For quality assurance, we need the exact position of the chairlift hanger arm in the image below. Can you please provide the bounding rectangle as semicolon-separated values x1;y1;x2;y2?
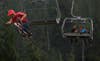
71;0;78;17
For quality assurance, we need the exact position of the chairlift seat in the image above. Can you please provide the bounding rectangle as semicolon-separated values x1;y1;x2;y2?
63;33;91;37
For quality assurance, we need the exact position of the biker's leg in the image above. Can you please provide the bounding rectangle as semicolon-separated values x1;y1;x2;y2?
22;23;30;33
22;23;32;36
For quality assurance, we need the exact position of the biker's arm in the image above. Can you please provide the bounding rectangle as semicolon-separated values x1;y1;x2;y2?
19;12;27;21
6;18;13;24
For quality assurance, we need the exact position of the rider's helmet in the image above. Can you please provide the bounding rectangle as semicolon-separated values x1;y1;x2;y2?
7;9;15;16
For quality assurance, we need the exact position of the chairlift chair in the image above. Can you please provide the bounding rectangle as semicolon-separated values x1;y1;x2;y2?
61;17;93;40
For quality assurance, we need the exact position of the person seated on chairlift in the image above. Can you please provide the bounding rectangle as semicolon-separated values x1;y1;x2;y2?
72;25;78;33
79;25;87;33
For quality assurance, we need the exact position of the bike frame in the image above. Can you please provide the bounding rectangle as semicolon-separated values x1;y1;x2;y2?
14;22;27;34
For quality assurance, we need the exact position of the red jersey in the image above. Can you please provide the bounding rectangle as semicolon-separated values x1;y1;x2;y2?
12;12;28;23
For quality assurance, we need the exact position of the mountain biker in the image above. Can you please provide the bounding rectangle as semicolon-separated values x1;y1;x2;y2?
6;9;32;37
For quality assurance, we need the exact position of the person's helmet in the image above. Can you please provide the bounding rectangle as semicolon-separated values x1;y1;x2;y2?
7;9;15;16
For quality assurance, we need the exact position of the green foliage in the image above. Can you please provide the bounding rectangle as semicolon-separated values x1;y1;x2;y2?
67;53;75;61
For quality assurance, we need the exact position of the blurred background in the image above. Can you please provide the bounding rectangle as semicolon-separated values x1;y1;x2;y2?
0;0;100;61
